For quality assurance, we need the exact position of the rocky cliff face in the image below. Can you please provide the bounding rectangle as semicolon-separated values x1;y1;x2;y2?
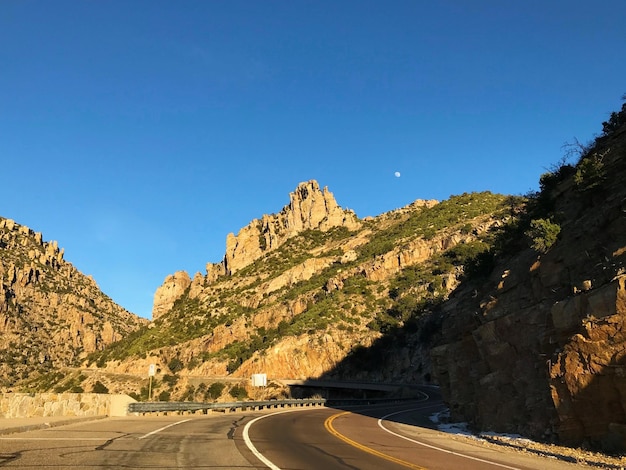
431;121;626;449
152;271;191;320
0;218;147;388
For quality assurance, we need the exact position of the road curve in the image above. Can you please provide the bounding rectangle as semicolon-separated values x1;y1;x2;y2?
241;389;583;470
0;389;585;469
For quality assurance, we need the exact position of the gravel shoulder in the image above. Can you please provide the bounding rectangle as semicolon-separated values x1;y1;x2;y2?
444;427;626;469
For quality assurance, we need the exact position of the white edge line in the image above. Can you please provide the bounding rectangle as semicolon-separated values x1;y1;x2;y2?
1;418;194;441
0;437;105;441
377;408;522;470
243;407;323;470
138;418;193;440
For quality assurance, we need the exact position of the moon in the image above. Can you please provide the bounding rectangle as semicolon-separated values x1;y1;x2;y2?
394;171;401;178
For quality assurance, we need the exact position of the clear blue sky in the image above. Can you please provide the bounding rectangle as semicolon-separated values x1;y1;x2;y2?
1;1;624;319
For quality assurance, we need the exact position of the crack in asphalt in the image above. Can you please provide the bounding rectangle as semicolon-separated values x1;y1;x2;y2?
228;415;249;440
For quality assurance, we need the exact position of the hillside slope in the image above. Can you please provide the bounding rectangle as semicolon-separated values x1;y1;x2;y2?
0;218;147;389
431;102;626;450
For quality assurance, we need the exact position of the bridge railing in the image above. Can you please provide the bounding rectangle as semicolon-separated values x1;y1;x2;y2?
128;398;326;415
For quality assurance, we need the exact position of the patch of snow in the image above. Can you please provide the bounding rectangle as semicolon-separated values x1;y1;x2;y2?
479;431;532;444
438;422;475;437
429;409;475;437
430;409;530;443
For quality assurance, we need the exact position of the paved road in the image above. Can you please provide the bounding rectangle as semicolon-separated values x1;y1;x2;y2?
0;394;585;469
243;402;584;470
0;414;262;469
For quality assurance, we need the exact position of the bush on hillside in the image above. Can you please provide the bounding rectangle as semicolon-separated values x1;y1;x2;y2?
601;95;626;136
526;218;561;253
207;382;226;399
92;381;109;394
574;151;607;192
168;357;184;373
229;385;248;400
162;374;178;386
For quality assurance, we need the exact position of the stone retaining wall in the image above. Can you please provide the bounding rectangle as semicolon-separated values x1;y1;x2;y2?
0;393;135;418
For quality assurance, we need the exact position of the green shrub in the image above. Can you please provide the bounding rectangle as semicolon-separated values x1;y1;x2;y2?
162;374;178;386
367;312;399;333
168;357;184;373
574;152;606;191
444;241;490;266
207;382;226;399
539;165;575;193
463;249;496;279
526;218;561;253
229;385;248;400
139;385;150;401
601;97;626;136
92;381;109;394
181;385;196;401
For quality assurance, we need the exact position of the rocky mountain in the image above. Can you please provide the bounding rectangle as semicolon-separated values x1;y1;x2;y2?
87;179;512;402
0;218;147;389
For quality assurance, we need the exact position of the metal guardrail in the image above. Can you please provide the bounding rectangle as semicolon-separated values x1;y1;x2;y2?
325;397;420;406
128;398;326;414
128;396;422;415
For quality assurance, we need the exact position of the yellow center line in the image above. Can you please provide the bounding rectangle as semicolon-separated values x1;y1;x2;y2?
324;411;427;470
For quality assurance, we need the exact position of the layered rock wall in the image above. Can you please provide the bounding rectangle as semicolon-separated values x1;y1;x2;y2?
431;124;626;448
549;275;626;446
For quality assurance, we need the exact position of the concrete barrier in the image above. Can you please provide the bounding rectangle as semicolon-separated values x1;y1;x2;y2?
0;393;137;418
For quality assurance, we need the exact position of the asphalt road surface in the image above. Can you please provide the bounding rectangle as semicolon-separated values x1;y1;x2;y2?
0;393;585;469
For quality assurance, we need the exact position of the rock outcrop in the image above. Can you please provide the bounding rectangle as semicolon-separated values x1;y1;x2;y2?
152;271;192;320
222;180;359;275
549;275;626;446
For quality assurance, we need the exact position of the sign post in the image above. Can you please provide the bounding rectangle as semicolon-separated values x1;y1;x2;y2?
148;364;156;401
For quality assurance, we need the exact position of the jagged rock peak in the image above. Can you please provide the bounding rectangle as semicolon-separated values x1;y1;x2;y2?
223;180;359;274
285;180;347;231
152;271;192;320
152;181;360;319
